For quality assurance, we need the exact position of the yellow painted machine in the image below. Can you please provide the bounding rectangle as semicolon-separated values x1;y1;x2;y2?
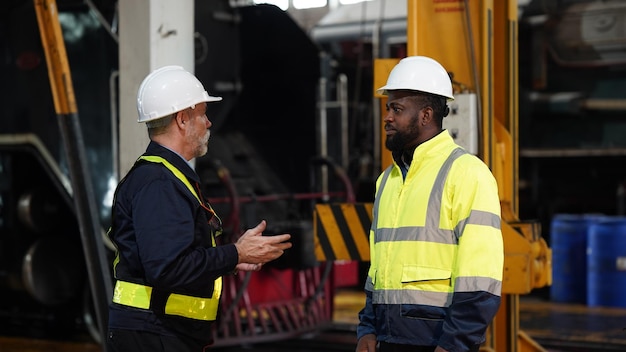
315;1;552;351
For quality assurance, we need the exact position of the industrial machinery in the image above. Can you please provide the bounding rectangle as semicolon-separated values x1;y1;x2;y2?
311;0;626;243
0;0;340;347
1;0;625;351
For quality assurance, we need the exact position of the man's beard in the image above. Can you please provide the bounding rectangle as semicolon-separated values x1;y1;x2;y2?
190;129;210;158
385;133;406;153
385;125;419;153
197;130;210;156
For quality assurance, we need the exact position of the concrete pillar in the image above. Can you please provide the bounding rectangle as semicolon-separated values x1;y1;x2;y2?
118;0;195;177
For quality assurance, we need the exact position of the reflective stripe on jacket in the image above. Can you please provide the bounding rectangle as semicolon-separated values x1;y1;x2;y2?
357;131;504;350
112;279;221;321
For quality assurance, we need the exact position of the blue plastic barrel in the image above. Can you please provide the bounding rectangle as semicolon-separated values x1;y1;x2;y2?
587;216;626;308
550;214;602;304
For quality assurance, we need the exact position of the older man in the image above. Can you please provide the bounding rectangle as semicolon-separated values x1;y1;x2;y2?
107;66;292;352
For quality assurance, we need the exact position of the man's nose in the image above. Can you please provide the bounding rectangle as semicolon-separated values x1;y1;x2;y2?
383;111;393;122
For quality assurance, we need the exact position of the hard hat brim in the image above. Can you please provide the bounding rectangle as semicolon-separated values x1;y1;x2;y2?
206;96;223;102
376;86;455;101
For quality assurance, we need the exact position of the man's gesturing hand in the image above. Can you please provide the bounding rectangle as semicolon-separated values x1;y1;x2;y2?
234;220;292;269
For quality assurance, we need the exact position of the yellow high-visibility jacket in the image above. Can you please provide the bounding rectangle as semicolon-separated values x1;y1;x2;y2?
357;131;504;351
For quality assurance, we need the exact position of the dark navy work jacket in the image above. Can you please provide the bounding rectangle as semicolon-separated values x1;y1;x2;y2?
107;141;238;340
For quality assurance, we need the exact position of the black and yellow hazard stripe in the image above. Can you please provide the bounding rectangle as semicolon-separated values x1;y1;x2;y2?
313;203;373;261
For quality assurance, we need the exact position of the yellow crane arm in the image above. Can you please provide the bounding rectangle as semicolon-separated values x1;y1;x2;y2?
34;0;77;115
34;1;112;348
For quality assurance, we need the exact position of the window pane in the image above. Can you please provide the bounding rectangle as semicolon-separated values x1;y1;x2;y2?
339;0;373;4
293;0;327;9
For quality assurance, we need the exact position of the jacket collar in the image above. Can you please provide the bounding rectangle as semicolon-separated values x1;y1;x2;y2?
143;141;201;184
392;130;453;167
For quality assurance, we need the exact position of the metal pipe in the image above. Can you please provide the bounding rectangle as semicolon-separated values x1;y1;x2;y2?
309;156;356;204
371;8;382;176
56;114;112;346
109;70;119;181
84;0;118;43
464;0;484;160
338;74;349;170
317;76;329;200
206;191;348;205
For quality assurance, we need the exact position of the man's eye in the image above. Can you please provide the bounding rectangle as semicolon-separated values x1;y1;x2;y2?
385;105;401;113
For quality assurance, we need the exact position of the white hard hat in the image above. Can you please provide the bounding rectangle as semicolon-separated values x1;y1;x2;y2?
377;56;454;100
136;65;222;123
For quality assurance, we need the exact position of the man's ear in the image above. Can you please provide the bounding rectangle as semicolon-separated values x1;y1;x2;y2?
421;106;433;126
174;110;186;128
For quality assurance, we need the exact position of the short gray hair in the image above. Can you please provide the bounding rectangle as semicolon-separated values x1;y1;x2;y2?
147;113;175;136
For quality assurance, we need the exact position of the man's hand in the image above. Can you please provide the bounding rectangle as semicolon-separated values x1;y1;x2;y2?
234;220;292;268
235;263;262;272
355;334;376;352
